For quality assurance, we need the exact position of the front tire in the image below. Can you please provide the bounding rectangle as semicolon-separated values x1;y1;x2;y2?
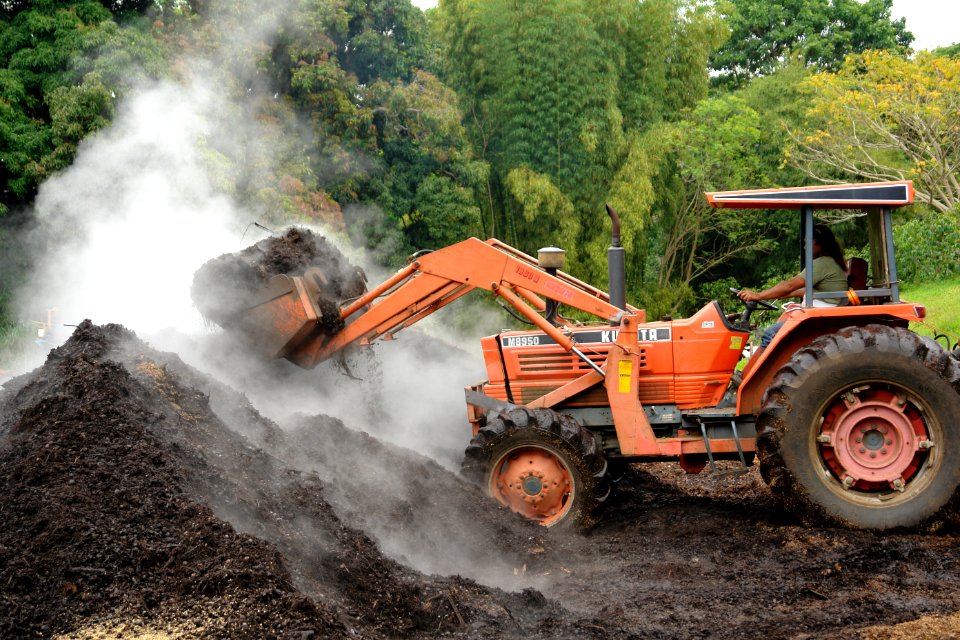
757;325;960;530
462;408;609;529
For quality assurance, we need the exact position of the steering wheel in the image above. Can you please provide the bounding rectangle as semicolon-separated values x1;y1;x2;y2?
729;287;778;311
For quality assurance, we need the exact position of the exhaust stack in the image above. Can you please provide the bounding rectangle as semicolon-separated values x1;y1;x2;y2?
605;204;626;315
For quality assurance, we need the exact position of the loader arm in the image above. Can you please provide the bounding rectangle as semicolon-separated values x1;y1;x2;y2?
244;237;641;369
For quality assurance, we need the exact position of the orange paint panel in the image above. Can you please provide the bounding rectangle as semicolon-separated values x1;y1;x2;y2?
655;438;758;456
669;304;747;380
479;384;510;403
634;376;674;405
673;375;731;409
480;335;504;385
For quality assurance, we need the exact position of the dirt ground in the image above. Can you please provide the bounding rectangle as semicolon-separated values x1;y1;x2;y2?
3;321;960;639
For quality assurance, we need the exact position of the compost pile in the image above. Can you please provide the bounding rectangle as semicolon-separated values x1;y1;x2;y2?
5;324;960;638
6;248;960;640
190;227;367;336
0;321;613;639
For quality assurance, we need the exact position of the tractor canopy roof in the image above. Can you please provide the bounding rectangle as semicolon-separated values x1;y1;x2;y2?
705;181;913;210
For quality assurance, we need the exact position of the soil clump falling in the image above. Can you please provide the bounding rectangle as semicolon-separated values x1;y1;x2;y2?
190;227;367;338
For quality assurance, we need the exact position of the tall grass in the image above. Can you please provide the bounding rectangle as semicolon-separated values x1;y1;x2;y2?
0;287;34;372
902;277;960;351
0;320;31;373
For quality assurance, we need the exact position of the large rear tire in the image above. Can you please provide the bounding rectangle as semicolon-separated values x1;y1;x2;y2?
757;325;960;530
462;407;609;529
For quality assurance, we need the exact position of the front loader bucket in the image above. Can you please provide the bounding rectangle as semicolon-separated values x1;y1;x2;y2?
234;274;324;360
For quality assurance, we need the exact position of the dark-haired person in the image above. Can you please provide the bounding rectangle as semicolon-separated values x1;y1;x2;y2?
738;224;847;350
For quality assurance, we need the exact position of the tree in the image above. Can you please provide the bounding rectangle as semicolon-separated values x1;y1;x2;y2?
365;70;486;251
584;0;726;129
934;43;960;58
435;0;726;281
435;0;625;266
334;0;429;85
789;50;960;213
656;96;776;291
504;166;580;262
0;1;164;215
710;0;912;87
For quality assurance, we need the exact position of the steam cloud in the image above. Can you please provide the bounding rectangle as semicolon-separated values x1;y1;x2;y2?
6;5;529;592
18;81;240;342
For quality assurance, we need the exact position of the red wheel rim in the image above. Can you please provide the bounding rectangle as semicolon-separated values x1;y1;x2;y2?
488;446;574;526
819;385;931;492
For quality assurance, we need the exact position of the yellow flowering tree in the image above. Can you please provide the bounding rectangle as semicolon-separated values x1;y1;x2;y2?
789;50;960;213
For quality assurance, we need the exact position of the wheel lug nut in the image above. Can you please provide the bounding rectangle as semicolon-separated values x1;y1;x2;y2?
856;437;862;443
881;449;887;455
870;452;877;458
859;447;866;453
886;439;893;445
882;427;889;434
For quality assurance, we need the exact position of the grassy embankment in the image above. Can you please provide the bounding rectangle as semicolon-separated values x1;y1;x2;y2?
902;277;960;351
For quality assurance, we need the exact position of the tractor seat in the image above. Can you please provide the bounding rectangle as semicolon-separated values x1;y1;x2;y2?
847;257;868;291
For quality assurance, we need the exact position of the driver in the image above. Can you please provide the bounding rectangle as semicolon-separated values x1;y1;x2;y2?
738;224;847;349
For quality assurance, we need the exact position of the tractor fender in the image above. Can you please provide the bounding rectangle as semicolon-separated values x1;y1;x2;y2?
737;310;910;416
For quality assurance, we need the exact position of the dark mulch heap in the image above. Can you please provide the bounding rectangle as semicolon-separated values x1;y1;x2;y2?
6;317;960;639
0;321;623;639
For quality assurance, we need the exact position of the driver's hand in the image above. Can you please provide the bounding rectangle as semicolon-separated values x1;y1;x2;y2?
738;289;761;302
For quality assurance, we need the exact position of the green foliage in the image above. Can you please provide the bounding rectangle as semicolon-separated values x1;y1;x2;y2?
362;69;486;255
895;213;960;283
612;89;805;316
0;213;33;361
435;0;726;294
711;0;913;87
721;62;823;287
13;0;940;338
652;96;775;287
934;43;960;58
789;51;960;214
0;1;165;214
406;174;482;249
44;72;114;167
903;277;960;349
0;315;32;371
604;129;661;263
332;0;429;84
633;280;693;323
589;0;727;130
697;276;741;309
503;167;579;260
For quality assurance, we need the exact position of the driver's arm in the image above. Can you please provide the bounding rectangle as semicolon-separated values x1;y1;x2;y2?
739;274;805;302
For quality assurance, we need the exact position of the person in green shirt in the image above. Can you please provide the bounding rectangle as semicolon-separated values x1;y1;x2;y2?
738;224;848;347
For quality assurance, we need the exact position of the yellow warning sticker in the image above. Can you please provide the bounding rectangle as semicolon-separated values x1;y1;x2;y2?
618;360;632;393
730;335;743;350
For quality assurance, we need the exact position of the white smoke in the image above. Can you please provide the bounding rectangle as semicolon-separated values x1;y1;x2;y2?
15;72;492;467
17;80;242;351
7;7;541;594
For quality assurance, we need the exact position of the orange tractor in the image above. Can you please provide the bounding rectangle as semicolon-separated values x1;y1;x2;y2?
237;180;960;531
